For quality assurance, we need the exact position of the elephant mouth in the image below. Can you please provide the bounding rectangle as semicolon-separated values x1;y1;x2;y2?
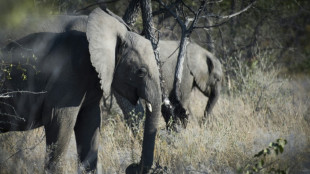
127;88;139;105
112;81;139;105
113;81;154;113
132;91;152;112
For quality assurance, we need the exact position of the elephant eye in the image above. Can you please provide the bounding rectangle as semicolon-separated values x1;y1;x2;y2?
136;67;148;77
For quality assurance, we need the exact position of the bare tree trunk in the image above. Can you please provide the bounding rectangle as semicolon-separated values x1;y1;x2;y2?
140;0;172;108
205;3;215;54
230;0;236;38
140;0;157;49
123;0;140;27
174;32;189;101
174;1;207;103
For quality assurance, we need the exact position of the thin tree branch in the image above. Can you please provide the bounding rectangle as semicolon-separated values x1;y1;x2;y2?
181;1;196;14
194;19;230;29
205;0;256;19
0;112;25;121
0;91;46;98
74;0;121;14
123;0;141;27
156;0;186;29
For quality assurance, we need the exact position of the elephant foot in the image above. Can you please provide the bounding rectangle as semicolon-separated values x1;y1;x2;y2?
200;113;211;127
162;102;189;131
173;104;189;128
126;163;150;174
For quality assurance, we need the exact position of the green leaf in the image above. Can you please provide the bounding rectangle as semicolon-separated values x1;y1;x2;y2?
254;150;264;157
22;73;27;80
253;166;258;172
258;159;264;168
275;149;279;155
279;146;284;153
266;148;271;155
278;139;287;147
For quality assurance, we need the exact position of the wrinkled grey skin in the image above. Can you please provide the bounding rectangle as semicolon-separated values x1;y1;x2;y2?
116;40;223;129
0;8;161;174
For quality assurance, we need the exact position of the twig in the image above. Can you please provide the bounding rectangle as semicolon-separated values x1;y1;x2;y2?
0;112;25;121
181;1;195;14
205;0;256;19
195;19;230;29
0;90;46;98
0;101;18;116
293;0;310;13
74;0;121;14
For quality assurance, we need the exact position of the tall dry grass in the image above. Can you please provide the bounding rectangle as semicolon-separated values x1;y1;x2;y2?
0;68;309;173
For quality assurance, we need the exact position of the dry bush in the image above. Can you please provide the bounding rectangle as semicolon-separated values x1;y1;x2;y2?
0;68;309;173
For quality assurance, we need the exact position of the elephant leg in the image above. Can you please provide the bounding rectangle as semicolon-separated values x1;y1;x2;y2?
44;107;79;173
164;90;189;130
161;104;174;128
74;101;101;172
203;83;221;123
173;103;189;128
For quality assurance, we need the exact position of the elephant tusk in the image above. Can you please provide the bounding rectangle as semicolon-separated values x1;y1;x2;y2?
146;102;153;113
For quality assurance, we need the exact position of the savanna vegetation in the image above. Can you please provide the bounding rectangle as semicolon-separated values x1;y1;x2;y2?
0;0;309;173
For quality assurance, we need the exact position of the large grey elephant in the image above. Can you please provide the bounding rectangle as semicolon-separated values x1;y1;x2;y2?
116;40;223;129
1;10;222;129
0;8;161;174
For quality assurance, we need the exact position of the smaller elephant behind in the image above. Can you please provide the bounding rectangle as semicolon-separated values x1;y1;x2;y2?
115;40;223;129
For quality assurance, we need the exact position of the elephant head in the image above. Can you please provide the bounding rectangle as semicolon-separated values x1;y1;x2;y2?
86;8;161;173
115;40;223;131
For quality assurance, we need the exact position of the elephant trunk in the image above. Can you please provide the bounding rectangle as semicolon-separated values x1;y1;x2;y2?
138;78;161;173
140;101;160;172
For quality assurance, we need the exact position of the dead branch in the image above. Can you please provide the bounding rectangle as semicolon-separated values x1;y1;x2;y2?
123;0;140;27
74;0;121;14
204;0;256;19
139;0;173;108
0;91;46;98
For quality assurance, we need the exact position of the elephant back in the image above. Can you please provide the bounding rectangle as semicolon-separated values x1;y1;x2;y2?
0;15;88;47
158;40;180;93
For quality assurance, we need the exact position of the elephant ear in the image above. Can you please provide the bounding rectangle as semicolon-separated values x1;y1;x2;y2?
187;43;216;91
86;8;127;99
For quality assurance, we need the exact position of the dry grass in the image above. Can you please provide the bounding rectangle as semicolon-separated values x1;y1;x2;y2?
0;69;309;174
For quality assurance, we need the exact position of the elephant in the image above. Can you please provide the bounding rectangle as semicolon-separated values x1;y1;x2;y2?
115;40;223;129
160;40;222;126
0;8;161;174
1;11;222;129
